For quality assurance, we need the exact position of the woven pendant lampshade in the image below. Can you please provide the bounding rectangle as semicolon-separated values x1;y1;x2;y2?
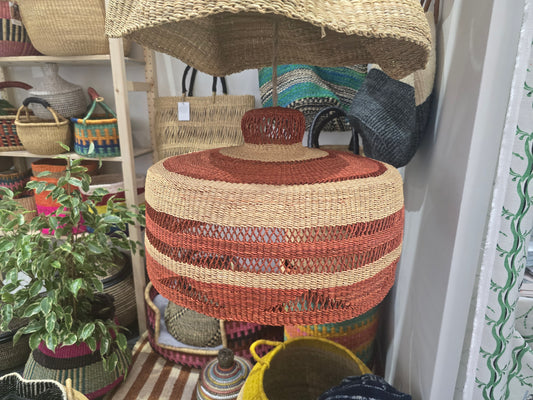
145;107;404;326
105;0;431;80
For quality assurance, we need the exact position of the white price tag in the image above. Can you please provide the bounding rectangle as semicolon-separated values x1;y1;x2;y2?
9;2;22;26
178;102;190;121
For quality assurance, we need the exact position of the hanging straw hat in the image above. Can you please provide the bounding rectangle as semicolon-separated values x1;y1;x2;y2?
105;0;431;79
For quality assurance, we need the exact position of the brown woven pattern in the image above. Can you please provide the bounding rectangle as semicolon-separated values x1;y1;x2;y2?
105;0;430;79
154;93;255;162
145;108;404;325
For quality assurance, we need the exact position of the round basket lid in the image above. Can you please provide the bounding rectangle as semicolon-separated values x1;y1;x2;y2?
197;348;252;400
105;0;431;79
145;107;404;325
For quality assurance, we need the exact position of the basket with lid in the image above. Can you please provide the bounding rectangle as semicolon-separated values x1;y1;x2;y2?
145;107;404;326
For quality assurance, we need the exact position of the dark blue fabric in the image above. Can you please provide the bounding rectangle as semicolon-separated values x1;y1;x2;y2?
319;374;411;400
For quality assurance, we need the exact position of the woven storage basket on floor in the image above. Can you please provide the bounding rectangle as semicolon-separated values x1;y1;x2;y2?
15;98;71;155
145;107;404;326
0;314;30;372
101;254;138;329
284;304;382;368
0;81;33;151
238;337;371;400
28;64;87;120
0;167;31;198
106;0;430;80
72;88;120;158
145;282;284;369
0;2;39;56
17;0;129;56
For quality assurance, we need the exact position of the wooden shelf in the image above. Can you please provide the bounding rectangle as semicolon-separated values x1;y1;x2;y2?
0;55;144;66
0;147;152;161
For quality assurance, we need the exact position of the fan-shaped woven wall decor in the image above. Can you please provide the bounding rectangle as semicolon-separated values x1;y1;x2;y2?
145;107;404;326
105;0;431;80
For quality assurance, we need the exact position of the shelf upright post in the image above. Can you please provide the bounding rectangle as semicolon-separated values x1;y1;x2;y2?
108;37;147;333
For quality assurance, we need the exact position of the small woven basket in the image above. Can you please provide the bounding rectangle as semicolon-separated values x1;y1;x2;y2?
31;158;99;178
72;88;120;158
238;337;371;400
0;81;33;151
145;282;284;369
15;98;71;155
13;195;37;223
0;167;31;198
284;304;382;368
0;317;31;372
0;1;39;56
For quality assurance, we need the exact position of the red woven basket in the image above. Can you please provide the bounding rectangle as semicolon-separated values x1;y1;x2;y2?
0;2;39;56
0;81;33;151
145;282;283;369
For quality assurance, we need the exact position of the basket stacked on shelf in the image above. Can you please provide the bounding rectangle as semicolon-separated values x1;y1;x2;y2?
72;88;120;158
0;1;39;57
0;165;36;222
0;81;33;151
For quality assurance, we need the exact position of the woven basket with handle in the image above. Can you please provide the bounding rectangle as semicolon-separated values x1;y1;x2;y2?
0;81;33;151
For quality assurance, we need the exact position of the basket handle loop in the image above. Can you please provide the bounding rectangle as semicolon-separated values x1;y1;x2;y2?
308;106;359;154
181;65;198;98
20;97;62;126
249;339;284;366
0;81;32;91
83;87;117;123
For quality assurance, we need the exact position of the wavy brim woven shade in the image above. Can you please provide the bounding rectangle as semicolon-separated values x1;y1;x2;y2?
145;107;404;325
105;0;431;79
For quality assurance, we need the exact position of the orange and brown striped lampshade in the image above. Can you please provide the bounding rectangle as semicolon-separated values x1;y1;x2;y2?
145;107;404;326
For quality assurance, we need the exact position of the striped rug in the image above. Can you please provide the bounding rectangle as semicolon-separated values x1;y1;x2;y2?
110;332;200;399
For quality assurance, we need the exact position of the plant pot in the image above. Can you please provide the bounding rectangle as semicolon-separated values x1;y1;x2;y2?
23;340;131;400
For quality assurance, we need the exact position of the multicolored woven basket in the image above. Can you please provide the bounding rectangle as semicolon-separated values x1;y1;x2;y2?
72;88;120;158
0;167;31;198
145;282;284;369
0;1;39;56
145;107;404;326
284;304;382;367
0;81;33;151
24;341;129;400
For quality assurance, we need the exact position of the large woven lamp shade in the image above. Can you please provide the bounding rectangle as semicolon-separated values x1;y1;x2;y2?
105;0;431;80
145;107;404;326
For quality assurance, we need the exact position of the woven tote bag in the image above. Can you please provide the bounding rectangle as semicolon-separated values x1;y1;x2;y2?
0;81;32;151
0;2;39;56
16;0;129;56
153;66;255;161
145;107;404;326
259;65;367;131
238;337;371;400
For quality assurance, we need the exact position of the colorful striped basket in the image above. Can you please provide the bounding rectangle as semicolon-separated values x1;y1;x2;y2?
284;304;382;368
0;167;31;198
145;282;284;369
0;81;33;151
145;107;404;325
0;1;39;56
72;88;120;158
23;341;130;400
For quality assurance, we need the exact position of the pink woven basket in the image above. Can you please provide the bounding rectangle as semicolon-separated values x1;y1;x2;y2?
145;282;283;369
0;2;39;56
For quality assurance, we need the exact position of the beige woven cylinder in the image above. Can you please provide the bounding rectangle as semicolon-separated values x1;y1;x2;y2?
13;195;37;223
17;0;129;56
105;0;431;79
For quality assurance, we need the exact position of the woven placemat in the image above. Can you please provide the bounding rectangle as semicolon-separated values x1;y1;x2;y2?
110;332;200;400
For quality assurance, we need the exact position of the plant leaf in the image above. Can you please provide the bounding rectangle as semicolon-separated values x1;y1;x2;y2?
29;281;43;297
85;336;97;352
100;336;110;356
80;322;95;341
45;311;56;333
40;297;51;314
29;333;41;350
68;278;84;297
116;333;128;351
22;303;41;318
0;240;13;252
87;243;104;254
62;333;77;346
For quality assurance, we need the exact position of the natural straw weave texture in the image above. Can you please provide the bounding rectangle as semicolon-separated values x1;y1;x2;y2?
238;337;371;400
14;104;71;155
145;107;404;326
0;1;39;56
105;0;431;79
17;0;127;56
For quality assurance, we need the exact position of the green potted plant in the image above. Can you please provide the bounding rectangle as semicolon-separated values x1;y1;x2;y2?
0;148;145;399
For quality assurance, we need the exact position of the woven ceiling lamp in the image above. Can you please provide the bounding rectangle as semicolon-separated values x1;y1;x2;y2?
144;107;404;325
105;0;431;80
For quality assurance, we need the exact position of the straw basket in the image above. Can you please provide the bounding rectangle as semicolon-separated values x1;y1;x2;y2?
0;1;39;56
16;0;129;56
144;282;283;369
284;304;382;368
238;337;371;400
0;315;30;372
15;98;71;155
12;195;37;222
72;88;120;158
0;81;32;151
0;167;31;197
0;374;88;400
